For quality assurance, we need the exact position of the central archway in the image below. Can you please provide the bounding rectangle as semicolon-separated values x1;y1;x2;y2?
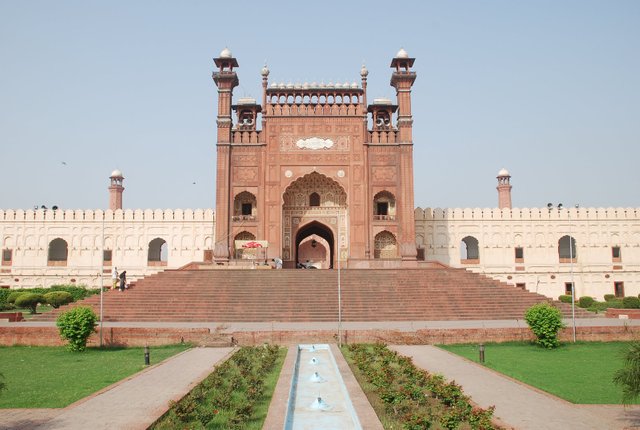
295;221;334;268
282;171;347;268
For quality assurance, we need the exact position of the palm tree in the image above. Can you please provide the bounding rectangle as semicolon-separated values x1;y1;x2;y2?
613;342;640;404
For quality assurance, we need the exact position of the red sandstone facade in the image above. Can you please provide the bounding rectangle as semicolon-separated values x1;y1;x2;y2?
212;48;418;268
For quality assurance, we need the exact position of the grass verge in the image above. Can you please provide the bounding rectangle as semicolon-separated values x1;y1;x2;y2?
440;341;636;404
0;344;190;408
151;345;286;430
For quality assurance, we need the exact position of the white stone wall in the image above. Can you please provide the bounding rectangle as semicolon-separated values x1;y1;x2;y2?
0;209;215;289
415;207;640;300
2;205;639;301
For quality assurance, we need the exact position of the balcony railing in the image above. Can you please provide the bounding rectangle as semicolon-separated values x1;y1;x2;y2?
232;215;257;222
373;215;396;221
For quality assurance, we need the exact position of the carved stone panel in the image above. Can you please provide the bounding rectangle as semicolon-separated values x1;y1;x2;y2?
372;166;397;182
233;166;258;182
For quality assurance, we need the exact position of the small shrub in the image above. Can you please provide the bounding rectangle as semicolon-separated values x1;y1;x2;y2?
524;302;565;349
558;295;572;304
56;306;97;352
7;291;25;304
14;293;44;314
44;291;74;308
604;294;616;302
623;297;640;309
578;296;594;308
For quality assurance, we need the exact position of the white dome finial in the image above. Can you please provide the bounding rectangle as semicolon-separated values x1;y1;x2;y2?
219;47;232;58
498;168;510;177
396;48;409;58
360;64;368;77
110;169;123;178
261;63;270;77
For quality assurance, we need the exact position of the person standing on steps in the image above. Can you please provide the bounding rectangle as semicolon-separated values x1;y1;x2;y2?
119;270;127;292
112;267;119;290
272;257;283;269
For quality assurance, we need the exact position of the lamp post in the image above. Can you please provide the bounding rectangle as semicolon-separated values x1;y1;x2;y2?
547;202;577;342
99;211;105;347
337;215;342;347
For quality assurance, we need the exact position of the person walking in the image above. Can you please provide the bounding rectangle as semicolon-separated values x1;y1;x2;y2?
111;267;118;290
119;270;127;292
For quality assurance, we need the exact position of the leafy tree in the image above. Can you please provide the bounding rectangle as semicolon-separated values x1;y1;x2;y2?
14;293;44;314
524;302;565;348
56;306;97;352
613;342;640;404
44;291;74;308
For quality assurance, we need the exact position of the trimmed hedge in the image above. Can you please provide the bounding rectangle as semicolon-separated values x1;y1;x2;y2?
604;294;616;302
623;297;640;309
578;296;595;308
7;291;25;304
558;295;572;304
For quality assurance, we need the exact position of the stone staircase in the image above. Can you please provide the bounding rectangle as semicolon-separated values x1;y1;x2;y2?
33;267;593;322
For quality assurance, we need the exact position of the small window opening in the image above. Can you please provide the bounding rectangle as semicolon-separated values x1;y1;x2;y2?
564;282;574;296
241;203;252;216
515;247;524;261
309;192;320;207
614;281;625;298
612;246;621;262
377;202;389;216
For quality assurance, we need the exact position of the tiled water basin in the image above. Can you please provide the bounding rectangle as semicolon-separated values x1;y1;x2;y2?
285;344;361;430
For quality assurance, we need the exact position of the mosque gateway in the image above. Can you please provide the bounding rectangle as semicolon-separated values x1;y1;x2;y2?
0;48;638;300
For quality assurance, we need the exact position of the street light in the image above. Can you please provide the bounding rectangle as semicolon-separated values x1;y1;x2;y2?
547;202;577;343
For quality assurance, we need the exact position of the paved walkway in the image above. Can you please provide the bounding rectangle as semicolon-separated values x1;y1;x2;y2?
391;345;640;430
6;317;640;331
0;347;234;430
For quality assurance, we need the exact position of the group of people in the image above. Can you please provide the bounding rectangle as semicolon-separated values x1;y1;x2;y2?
270;258;317;269
111;267;128;291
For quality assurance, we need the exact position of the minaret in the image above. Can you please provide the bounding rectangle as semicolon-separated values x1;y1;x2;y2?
212;47;239;262
497;168;512;209
108;169;124;210
390;48;417;261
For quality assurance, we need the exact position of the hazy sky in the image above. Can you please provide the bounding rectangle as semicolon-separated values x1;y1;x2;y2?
1;1;638;210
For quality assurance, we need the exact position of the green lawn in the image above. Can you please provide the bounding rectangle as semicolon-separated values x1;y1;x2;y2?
439;341;636;404
0;344;190;408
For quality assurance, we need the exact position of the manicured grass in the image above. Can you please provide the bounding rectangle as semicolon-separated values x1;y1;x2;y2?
439;341;636;404
0;344;190;408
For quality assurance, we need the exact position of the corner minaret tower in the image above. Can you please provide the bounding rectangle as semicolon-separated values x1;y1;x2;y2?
212;47;239;261
497;168;512;209
390;48;417;261
108;169;124;210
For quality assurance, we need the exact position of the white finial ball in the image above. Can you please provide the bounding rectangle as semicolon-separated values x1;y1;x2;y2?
219;47;232;58
261;64;270;77
360;64;368;77
396;48;409;58
498;168;510;177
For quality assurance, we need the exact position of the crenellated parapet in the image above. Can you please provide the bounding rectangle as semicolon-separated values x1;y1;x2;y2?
415;207;640;221
0;208;215;222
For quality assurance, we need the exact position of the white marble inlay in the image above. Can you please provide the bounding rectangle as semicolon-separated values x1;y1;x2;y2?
296;137;334;150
